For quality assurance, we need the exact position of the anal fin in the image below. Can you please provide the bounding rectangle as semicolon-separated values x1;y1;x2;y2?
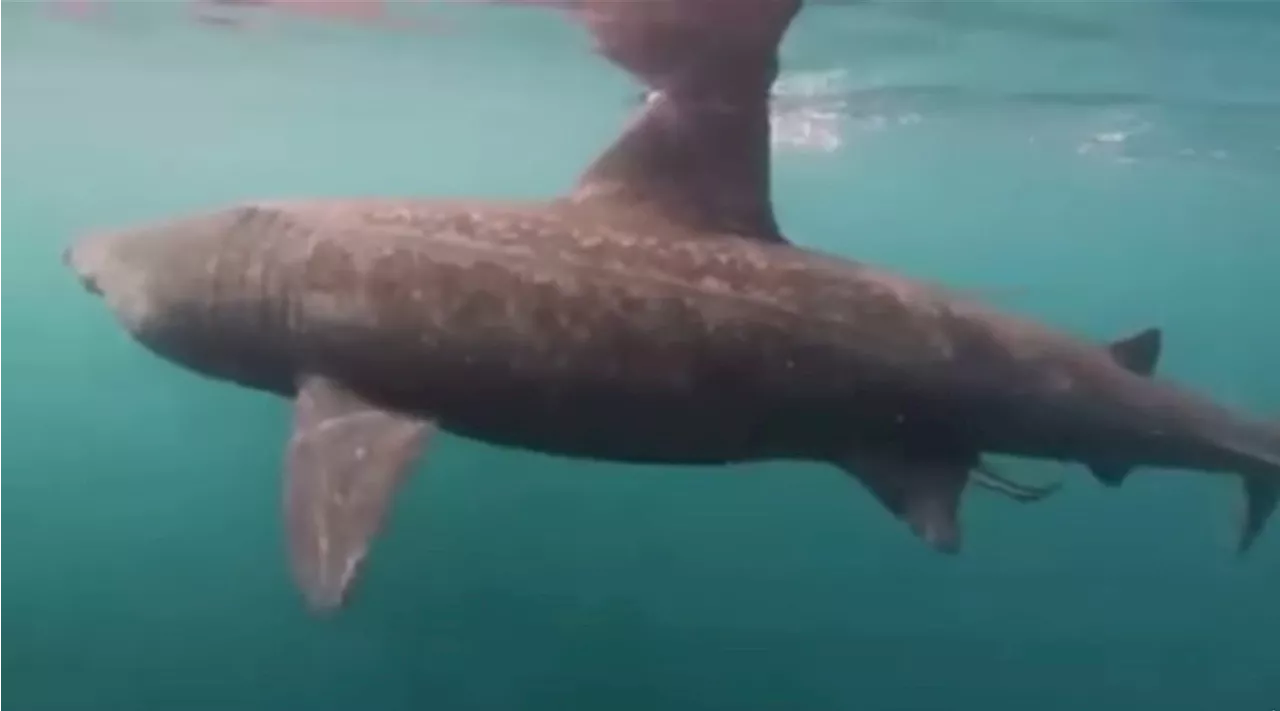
286;375;434;614
1088;460;1133;488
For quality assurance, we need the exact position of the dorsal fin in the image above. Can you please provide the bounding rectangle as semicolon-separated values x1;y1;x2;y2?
1088;327;1164;487
565;0;802;242
1107;327;1162;376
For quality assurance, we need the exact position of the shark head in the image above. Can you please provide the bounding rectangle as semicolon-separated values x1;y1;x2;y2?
63;205;276;389
65;225;161;337
64;209;249;338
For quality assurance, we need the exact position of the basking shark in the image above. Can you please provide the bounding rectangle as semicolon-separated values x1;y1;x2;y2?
66;0;1277;613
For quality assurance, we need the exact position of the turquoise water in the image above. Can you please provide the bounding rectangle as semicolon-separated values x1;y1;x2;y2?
4;2;1279;709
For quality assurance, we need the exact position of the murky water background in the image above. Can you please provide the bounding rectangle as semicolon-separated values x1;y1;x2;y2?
4;2;1279;709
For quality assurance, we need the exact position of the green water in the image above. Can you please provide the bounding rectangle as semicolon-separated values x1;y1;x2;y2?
4;3;1279;709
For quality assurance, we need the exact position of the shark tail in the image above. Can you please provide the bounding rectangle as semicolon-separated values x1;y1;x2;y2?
1239;472;1279;554
1084;326;1279;552
1232;421;1280;554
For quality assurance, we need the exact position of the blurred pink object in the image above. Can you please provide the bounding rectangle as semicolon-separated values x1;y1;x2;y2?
190;0;442;31
47;0;448;32
270;0;387;22
49;0;105;20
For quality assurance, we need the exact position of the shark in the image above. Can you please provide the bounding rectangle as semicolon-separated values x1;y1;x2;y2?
65;0;1277;614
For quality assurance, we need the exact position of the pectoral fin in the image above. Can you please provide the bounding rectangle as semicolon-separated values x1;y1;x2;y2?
840;452;971;554
285;375;433;614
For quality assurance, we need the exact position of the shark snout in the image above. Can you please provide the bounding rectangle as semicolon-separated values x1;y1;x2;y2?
64;244;104;296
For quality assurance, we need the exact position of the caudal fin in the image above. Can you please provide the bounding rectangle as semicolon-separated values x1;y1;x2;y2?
1239;475;1279;553
1236;419;1280;553
1213;412;1280;555
1087;327;1163;487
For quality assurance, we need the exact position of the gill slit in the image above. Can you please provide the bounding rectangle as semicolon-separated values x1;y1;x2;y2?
256;210;290;358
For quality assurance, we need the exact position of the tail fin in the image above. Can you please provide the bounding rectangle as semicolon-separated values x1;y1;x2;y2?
1228;412;1280;555
1237;419;1280;553
1239;475;1279;553
1087;327;1164;487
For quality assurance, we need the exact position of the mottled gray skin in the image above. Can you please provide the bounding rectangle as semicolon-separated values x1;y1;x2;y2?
68;197;1280;481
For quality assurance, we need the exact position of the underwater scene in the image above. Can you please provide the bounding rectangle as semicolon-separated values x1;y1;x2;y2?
3;1;1279;709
